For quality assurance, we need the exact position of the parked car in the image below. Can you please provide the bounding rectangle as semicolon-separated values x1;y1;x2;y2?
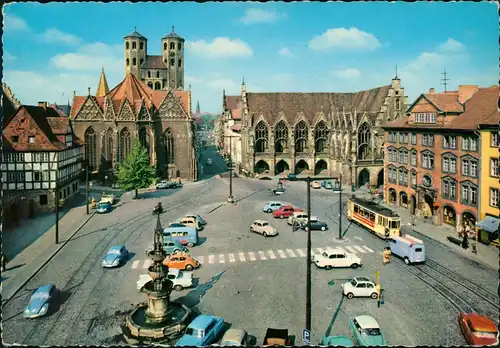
163;252;200;271
322;180;333;189
263;328;290;346
287;212;309;226
176;216;202;231
219;328;251;346
312;248;362;269
263;201;284;213
250;220;278;237
144;239;189;255
96;202;112;214
137;268;193;292
349;315;387;346
272;205;303;219
100;193;116;205
287;173;297;181
24;284;58;319
185;213;207;225
301;218;328;231
341;277;378;299
310;181;321;189
102;245;129;268
321;336;355;346
458;312;499;346
169;223;187;228
176;314;225;346
156;181;170;189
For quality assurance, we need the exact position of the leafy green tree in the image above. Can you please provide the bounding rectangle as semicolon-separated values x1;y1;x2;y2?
117;140;156;199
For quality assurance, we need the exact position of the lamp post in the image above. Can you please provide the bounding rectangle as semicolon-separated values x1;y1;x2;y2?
333;174;343;239
296;175;342;334
105;175;108;188
55;168;59;244
223;135;239;204
85;158;90;215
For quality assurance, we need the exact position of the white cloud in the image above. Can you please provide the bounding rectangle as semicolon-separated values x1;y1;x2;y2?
438;38;466;53
4;13;29;31
39;28;82;45
240;8;285;24
186;37;253;59
4;52;17;63
332;68;362;79
50;42;123;73
308;27;381;51
278;47;294;58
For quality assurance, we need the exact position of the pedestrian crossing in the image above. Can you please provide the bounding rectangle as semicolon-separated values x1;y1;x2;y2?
130;244;376;269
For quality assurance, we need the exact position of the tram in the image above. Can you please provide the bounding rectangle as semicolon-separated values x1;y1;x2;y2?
346;196;401;239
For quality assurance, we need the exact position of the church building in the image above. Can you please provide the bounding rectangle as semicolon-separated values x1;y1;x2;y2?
224;76;407;187
69;28;197;182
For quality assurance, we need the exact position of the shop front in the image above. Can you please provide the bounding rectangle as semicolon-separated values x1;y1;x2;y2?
476;215;499;246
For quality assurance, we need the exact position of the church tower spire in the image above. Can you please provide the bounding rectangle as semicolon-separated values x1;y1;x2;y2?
96;66;110;97
196;100;200;114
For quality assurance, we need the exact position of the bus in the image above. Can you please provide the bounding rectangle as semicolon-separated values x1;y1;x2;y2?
346;196;401;239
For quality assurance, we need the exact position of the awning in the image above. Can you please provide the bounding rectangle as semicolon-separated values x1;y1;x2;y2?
476;216;500;234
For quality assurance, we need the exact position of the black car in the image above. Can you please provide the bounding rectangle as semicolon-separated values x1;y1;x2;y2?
301;220;328;231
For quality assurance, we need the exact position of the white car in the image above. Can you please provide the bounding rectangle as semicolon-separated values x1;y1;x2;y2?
137;268;193;292
250;220;278;237
287;212;309;226
184;213;207;226
341;277;378;299
312;248;362;269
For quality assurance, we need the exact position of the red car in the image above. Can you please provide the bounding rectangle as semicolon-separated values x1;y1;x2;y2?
458;312;499;346
272;205;303;219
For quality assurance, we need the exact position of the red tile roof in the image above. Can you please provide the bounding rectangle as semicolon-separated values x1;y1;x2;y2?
231;109;242;120
422;93;464;113
226;96;241;110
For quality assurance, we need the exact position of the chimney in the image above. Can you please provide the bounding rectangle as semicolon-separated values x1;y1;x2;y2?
458;85;479;103
38;101;48;110
428;88;435;94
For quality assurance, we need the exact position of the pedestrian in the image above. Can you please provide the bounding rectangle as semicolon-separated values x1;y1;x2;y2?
457;224;464;238
2;253;7;272
461;232;469;250
465;223;472;239
381;247;391;265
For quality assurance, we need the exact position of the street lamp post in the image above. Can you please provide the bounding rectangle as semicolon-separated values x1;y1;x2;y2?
55;168;59;244
296;175;342;334
333;174;343;239
85;158;90;215
223;135;239;204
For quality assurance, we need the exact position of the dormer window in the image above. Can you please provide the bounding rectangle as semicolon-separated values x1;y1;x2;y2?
414;112;436;124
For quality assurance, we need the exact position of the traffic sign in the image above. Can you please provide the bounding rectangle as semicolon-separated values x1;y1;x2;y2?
302;328;311;345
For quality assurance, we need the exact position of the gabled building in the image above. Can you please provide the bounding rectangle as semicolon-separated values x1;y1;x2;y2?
220;90;243;173
2;102;84;227
70;70;197;181
382;85;498;232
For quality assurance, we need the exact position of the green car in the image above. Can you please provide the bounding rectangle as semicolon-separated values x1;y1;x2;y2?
321;336;355;346
349;315;387;346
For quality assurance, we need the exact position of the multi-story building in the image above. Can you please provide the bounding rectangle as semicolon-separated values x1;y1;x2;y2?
220;90;243;173
383;85;498;231
2;102;84;227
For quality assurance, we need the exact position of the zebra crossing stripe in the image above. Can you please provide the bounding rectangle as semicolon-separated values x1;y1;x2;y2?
354;246;367;253
239;252;246;262
228;253;236;263
286;249;297;257
198;256;204;264
296;249;306;257
208;255;215;264
258;251;267;260
219;254;225;263
316;248;324;253
345;246;357;253
277;250;287;258
131;260;140;269
334;247;346;253
268;250;276;259
363;246;375;252
248;252;256;261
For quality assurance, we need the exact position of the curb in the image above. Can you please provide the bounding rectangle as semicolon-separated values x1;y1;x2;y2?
2;211;97;308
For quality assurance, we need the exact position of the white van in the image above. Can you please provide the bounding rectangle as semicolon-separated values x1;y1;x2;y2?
389;234;426;265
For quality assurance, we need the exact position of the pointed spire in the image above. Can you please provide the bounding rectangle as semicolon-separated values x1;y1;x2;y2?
242;77;245;85
172;25;174;32
196;100;200;114
134;26;137;32
88;87;91;96
96;66;110;97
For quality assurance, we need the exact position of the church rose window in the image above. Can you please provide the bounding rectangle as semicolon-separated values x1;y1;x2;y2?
119;128;132;163
357;123;371;160
314;121;328;153
85;127;98;171
254;121;268;153
275;121;288;153
165;128;175;164
295;121;308;153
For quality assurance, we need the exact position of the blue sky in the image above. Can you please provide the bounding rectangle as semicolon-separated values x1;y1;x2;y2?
3;2;498;113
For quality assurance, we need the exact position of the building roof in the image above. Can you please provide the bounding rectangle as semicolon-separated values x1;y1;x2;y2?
124;29;146;39
423;92;464;113
141;55;168;70
225;95;241;110
96;67;110;97
163;26;184;40
246;85;391;124
230;109;242;120
2;83;21;125
51;104;71;116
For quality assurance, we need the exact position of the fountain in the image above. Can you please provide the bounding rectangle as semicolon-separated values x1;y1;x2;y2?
122;203;191;344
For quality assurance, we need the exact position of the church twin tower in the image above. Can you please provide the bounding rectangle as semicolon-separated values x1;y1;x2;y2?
123;26;185;91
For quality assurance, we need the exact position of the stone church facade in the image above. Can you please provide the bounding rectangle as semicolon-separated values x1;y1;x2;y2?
230;77;406;186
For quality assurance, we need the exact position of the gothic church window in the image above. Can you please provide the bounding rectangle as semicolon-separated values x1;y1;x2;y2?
164;128;175;164
164;42;167;50
148;71;151;78
178;43;182;50
156;71;160;78
274;121;288;153
357;123;371;160
85;127;98;171
101;128;114;169
139;127;150;158
132;42;136;49
170;42;175;50
133;58;137;66
314;121;328;153
119;128;132;163
147;82;153;88
254;121;268;153
126;58;130;66
295;121;308;153
126;42;129;50
178;59;182;68
154;82;161;90
140;42;144;50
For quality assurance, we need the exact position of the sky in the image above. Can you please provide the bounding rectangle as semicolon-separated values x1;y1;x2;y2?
3;2;498;113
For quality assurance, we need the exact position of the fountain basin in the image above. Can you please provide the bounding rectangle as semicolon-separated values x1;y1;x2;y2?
123;301;191;344
148;251;166;263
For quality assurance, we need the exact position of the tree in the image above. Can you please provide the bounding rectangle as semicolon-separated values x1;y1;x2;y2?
117;140;156;199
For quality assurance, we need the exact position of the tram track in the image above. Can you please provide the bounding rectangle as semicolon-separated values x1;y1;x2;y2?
17;186;214;346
